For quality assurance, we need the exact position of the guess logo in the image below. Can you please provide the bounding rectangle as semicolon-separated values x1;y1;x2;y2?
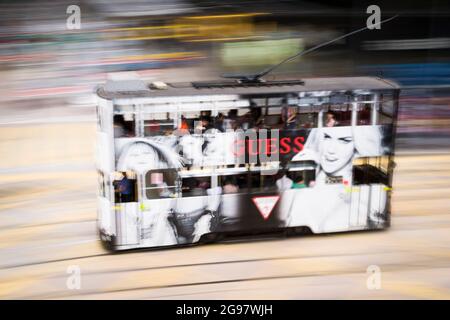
252;196;280;220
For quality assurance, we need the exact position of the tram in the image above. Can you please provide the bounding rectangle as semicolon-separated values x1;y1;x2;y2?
96;76;398;250
95;16;399;250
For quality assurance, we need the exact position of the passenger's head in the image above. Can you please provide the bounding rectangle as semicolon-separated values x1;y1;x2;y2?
200;115;211;126
223;178;235;186
228;109;238;118
287;106;297;117
250;106;261;119
326;112;335;121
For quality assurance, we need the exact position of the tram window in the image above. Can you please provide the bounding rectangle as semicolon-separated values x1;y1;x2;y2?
268;97;283;107
212;112;226;132
181;176;210;197
113;114;135;137
264;112;282;129
377;94;394;125
353;157;389;185
322;105;351;127
113;171;137;203
196;113;214;133
264;103;309;130
180;110;215;134
219;173;249;194
261;105;282;129
287;163;316;188
145;170;177;199
251;98;267;107
358;104;372;125
215;108;251;131
237;107;259;130
251;171;280;193
143;113;175;136
297;112;317;128
281;105;300;130
267;107;282;115
181;111;199;133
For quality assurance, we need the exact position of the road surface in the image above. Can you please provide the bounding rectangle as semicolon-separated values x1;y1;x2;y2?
0;121;449;299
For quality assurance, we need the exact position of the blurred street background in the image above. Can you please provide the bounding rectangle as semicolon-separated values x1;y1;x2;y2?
0;0;449;299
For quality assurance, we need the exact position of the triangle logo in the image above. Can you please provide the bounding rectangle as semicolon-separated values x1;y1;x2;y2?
252;196;280;220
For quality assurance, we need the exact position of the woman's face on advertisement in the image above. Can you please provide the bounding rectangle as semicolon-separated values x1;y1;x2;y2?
319;126;355;174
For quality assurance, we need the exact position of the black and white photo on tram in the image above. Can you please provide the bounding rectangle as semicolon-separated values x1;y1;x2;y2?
96;85;397;250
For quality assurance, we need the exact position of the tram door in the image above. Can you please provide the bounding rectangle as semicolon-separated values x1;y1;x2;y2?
115;203;139;245
113;172;140;245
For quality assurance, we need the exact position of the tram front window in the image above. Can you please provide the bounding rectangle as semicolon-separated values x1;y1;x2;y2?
145;170;177;199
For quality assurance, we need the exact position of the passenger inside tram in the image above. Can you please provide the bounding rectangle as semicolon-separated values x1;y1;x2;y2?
113;114;135;137
286;169;315;189
325;112;337;127
358;105;371;125
323;106;352;126
292;176;307;189
214;113;226;132
276;172;293;191
281;104;298;130
219;174;248;194
223;109;238;130
113;172;137;203
194;115;214;133
181;98;322;134
182;177;211;197
222;177;239;194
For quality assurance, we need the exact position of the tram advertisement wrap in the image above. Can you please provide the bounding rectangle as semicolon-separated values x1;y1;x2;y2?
109;125;392;247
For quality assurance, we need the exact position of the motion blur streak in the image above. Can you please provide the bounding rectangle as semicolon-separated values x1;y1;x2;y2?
0;0;449;299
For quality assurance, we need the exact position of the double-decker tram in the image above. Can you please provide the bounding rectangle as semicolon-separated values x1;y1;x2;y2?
95;76;399;250
95;15;400;251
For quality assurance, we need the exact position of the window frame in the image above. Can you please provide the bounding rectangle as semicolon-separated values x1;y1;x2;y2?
144;169;179;200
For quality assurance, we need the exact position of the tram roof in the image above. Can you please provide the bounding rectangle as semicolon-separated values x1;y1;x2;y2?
96;76;399;101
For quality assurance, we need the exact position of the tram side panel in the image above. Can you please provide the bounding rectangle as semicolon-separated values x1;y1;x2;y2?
107;123;393;249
